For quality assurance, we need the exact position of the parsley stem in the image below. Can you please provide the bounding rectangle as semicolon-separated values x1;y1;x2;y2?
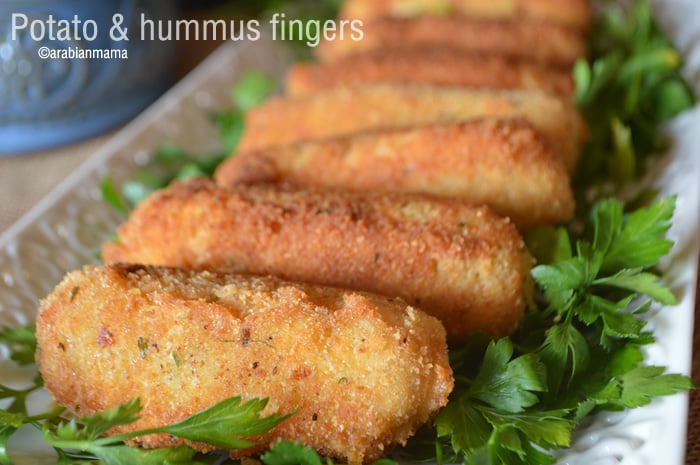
454;375;473;386
434;438;444;465
26;405;65;423
618;48;679;82
90;424;189;447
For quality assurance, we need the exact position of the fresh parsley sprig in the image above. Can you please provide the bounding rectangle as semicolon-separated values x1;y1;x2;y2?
434;339;573;465
262;439;396;465
0;324;43;441
411;195;695;465
0;325;36;367
532;196;681;396
1;324;59;465
40;396;291;465
573;0;694;188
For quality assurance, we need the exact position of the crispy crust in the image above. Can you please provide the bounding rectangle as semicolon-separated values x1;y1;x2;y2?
36;264;453;464
216;119;574;230
238;83;585;173
103;179;534;343
339;0;591;31
316;16;586;66
286;49;574;98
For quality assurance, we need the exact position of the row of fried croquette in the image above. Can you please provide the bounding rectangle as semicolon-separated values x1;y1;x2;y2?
215;2;590;232
225;84;585;198
37;2;592;464
98;2;591;345
302;0;589;101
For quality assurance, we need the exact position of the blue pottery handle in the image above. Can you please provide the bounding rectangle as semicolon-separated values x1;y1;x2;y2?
0;0;177;155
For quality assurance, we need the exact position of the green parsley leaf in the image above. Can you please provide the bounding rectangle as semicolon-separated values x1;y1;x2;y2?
232;70;278;112
121;180;155;209
260;439;398;465
568;343;696;418
592;198;624;254
0;376;43;416
574;0;695;187
0;412;24;465
598;365;696;409
594;269;676;305
100;176;129;216
78;398;142;440
435;394;492;455
531;258;584;310
0;324;37;366
478;407;572;450
40;396;293;464
601;195;675;272
98;444;198;465
652;78;695;120
261;440;324;465
600;309;647;343
526;226;572;266
538;322;590;393
147;397;292;450
434;338;572;465
215;110;246;155
468;340;546;413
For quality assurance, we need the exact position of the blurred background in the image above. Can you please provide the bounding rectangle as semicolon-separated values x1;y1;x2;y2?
0;0;337;230
0;0;338;155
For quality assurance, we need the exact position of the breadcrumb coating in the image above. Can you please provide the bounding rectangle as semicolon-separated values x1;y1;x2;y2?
216;119;574;230
287;48;575;97
316;16;586;67
103;179;534;343
36;264;453;465
237;83;586;173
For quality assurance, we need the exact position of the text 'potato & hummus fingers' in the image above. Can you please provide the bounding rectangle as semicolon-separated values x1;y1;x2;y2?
237;83;585;174
286;49;574;98
216;119;574;230
316;16;586;67
102;179;534;343
339;0;592;31
36;264;453;465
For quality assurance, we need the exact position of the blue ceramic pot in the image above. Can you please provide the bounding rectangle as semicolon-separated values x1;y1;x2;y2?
0;0;177;154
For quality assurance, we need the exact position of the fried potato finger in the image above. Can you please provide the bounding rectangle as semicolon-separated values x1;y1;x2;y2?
36;264;453;465
216;119;574;230
286;49;574;98
339;0;591;31
238;84;585;173
102;179;534;343
316;16;586;67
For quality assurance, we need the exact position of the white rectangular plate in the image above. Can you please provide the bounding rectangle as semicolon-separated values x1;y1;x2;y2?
1;1;699;464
